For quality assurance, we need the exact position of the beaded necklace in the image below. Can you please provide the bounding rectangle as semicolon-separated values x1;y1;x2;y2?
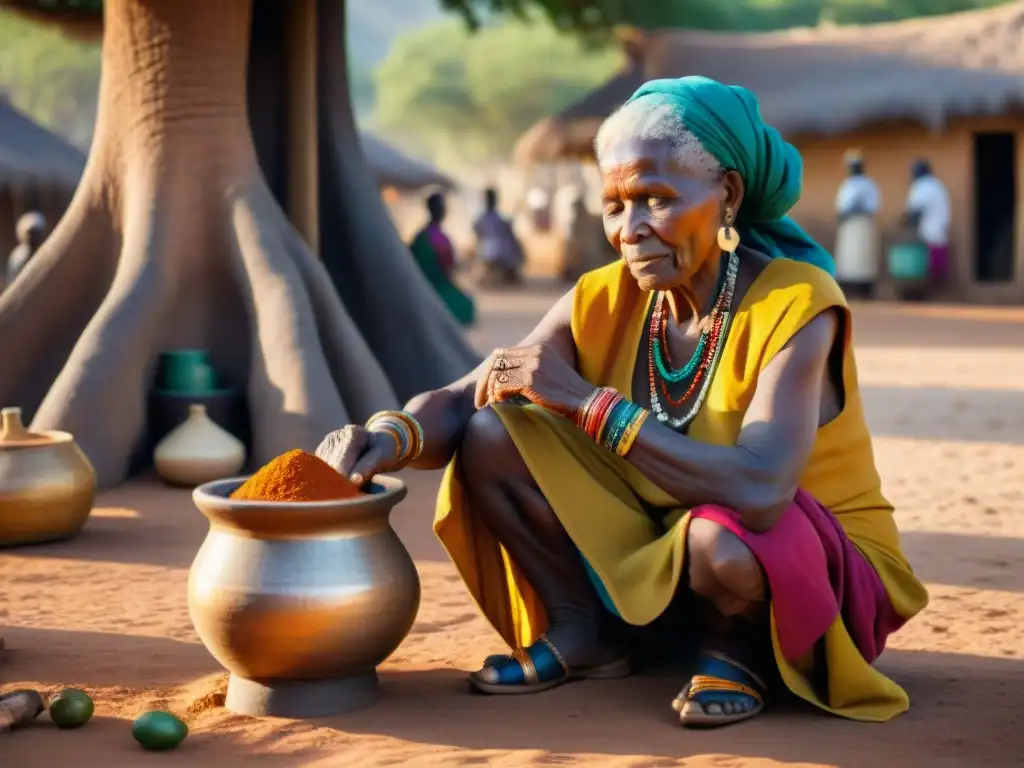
648;251;739;431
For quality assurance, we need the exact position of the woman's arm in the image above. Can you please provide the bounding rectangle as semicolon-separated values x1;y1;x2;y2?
624;310;839;532
403;289;578;470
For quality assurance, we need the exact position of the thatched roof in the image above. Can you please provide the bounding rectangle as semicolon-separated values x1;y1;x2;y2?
0;93;86;189
514;1;1024;164
360;133;455;192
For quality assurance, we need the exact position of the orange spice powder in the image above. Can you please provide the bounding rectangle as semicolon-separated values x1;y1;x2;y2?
230;449;363;502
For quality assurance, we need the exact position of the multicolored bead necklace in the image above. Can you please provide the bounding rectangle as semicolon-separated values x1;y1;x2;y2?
648;251;739;431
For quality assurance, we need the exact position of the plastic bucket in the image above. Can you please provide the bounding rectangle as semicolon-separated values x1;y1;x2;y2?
887;241;930;282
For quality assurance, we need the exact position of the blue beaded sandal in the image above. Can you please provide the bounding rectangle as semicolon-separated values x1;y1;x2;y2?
470;635;632;695
672;652;768;728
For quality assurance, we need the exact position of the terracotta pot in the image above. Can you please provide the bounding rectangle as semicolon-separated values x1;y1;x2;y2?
154;404;246;487
188;475;420;718
0;407;96;548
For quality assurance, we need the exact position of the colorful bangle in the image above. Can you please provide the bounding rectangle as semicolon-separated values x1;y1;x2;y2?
579;392;650;458
599;403;620;446
580;388;622;442
614;407;649;457
605;407;631;451
594;393;621;444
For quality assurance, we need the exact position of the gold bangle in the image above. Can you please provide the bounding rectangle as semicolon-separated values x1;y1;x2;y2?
384;426;410;464
368;418;412;464
366;410;425;462
395;411;425;461
615;408;649;457
575;388;601;430
364;411;395;430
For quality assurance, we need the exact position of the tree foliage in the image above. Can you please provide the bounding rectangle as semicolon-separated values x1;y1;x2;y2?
372;17;621;164
1;0;1017;157
373;0;1015;164
439;0;1011;36
0;9;98;147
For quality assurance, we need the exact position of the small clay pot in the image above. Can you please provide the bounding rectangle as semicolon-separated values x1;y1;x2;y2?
154;404;246;488
0;407;96;548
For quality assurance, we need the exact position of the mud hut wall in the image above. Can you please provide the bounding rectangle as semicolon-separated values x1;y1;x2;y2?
792;114;1024;298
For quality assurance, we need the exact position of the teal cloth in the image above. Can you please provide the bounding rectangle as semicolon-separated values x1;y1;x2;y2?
627;76;834;276
409;232;476;327
582;554;620;618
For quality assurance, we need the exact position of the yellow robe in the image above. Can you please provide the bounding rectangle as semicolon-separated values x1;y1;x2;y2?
434;258;929;721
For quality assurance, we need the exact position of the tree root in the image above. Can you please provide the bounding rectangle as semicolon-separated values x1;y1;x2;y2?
278;205;399;424
4;168;408;487
314;0;481;401
32;192;177;485
228;178;349;466
1;0;478;488
0;188;116;414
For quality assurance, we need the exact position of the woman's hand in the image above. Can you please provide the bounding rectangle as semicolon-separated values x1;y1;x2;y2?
315;424;402;486
474;343;595;417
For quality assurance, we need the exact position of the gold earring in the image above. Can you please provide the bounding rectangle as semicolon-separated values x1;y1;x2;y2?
717;208;740;253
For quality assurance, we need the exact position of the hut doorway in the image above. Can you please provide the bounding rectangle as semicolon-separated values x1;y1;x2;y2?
973;132;1016;283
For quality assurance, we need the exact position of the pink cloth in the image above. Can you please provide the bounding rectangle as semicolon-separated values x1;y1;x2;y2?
928;244;949;283
426;224;455;278
692;489;906;663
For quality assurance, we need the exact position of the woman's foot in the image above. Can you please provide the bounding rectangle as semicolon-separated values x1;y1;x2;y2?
470;624;631;694
0;690;46;732
673;649;768;728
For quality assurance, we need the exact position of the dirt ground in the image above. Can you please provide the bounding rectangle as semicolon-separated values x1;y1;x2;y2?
2;285;1023;767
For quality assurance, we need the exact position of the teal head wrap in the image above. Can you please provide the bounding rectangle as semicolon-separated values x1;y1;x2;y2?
625;76;834;275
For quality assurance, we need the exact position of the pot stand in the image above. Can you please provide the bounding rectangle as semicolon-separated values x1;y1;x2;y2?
226;670;379;718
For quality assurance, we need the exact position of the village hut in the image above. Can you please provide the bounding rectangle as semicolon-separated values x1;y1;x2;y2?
361;133;455;193
0;92;85;282
514;3;1024;302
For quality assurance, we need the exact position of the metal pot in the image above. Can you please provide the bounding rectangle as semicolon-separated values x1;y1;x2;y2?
188;475;420;718
0;407;96;548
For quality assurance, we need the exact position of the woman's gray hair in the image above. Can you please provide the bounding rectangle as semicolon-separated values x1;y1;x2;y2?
594;99;721;178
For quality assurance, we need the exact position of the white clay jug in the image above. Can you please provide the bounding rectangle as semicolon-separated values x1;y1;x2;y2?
154;404;246;487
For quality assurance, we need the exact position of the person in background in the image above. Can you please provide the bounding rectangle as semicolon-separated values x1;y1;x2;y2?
833;151;881;298
526;186;552;232
904;159;951;286
7;211;46;287
409;192;475;327
474;187;524;288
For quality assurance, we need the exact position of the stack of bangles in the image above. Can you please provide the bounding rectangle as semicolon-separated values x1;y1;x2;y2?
365;410;425;467
575;387;649;458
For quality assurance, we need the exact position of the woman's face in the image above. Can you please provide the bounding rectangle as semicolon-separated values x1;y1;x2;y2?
600;135;743;292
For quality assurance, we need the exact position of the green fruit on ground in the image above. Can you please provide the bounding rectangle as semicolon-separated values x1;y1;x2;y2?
132;711;188;751
48;688;94;729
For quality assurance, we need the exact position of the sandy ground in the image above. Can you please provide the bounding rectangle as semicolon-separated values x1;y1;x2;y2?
2;285;1024;767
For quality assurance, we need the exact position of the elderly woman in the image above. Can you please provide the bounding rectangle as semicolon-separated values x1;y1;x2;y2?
317;77;928;729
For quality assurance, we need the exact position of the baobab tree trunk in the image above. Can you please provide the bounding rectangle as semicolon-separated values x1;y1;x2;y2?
0;0;478;488
250;0;481;400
